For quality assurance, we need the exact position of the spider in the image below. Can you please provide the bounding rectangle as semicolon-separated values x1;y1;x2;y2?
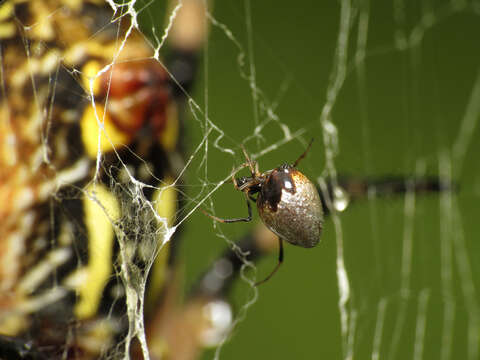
206;140;324;285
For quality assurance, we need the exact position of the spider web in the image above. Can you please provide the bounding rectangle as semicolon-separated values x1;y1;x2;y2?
2;0;480;359
182;1;480;359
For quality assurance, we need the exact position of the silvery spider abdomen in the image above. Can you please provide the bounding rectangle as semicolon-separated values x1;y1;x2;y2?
257;164;323;248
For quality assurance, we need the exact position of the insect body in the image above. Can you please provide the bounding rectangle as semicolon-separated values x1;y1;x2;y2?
206;141;323;285
257;164;322;248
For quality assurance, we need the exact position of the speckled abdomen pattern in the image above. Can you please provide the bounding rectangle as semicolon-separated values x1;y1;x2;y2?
257;170;323;248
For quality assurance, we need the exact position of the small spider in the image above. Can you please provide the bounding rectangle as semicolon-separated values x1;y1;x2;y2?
206;140;323;285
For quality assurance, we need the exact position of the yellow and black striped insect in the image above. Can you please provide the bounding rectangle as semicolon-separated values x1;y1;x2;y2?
0;0;208;358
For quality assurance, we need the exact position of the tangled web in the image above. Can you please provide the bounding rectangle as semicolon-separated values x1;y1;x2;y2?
2;0;480;359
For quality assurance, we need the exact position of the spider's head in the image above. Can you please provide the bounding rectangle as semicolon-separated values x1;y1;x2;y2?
234;176;251;191
234;175;264;195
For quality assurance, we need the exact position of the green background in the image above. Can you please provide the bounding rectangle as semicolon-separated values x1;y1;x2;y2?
145;0;480;359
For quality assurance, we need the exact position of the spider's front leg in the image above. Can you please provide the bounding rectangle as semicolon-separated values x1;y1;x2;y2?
202;192;253;223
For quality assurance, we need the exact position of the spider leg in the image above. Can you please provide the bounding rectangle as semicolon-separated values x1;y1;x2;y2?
255;237;284;286
293;138;314;168
240;144;257;176
202;193;252;223
232;171;241;190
